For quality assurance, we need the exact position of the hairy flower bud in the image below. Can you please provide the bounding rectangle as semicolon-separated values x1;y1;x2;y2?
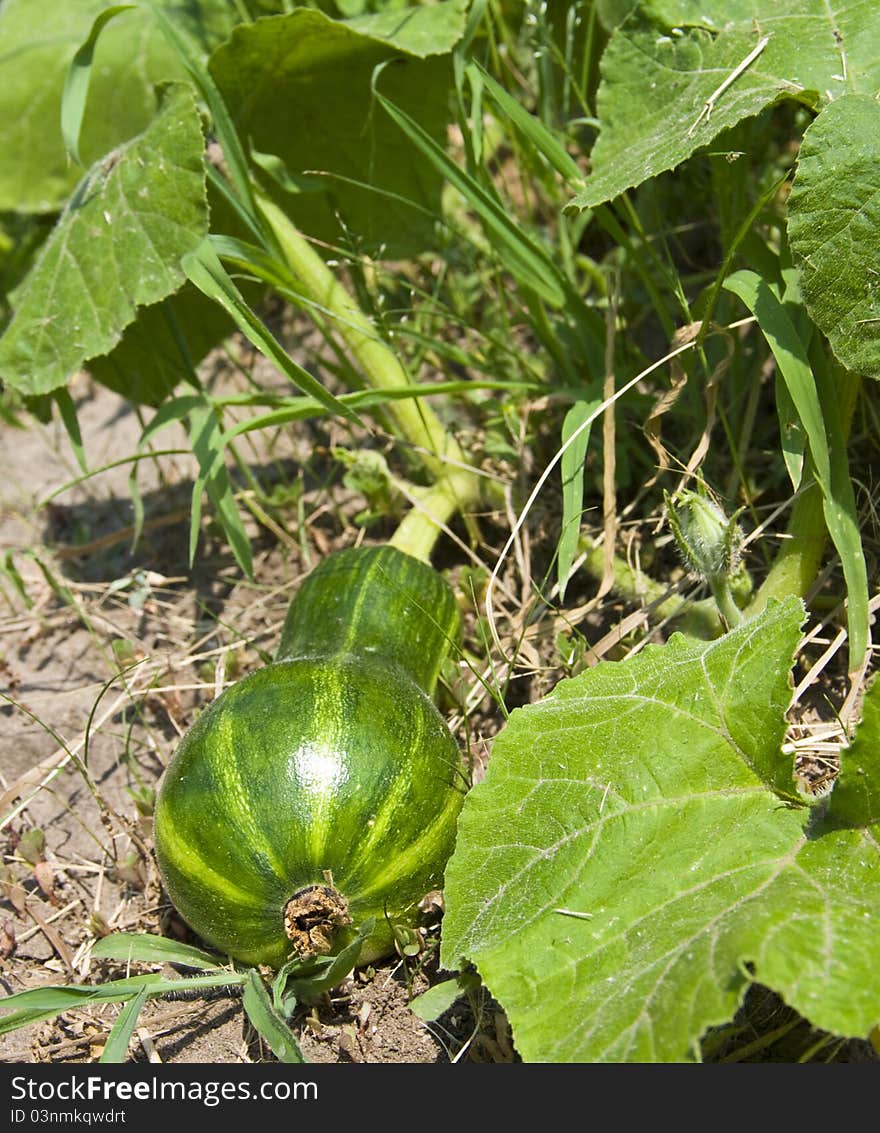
664;488;744;582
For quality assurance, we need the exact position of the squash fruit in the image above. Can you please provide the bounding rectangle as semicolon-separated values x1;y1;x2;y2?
153;545;465;968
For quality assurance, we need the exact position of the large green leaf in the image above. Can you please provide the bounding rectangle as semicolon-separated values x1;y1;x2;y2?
787;94;880;380
442;598;880;1061
570;1;880;210
86;284;231;406
345;0;469;51
0;0;237;213
209;4;467;256
0;83;208;397
88;175;265;407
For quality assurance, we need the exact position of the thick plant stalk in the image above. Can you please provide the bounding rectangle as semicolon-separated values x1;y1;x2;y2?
255;191;481;561
744;481;825;618
388;476;477;563
745;363;862;618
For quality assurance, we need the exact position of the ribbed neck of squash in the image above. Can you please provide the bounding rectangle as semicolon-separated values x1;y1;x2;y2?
276;545;460;696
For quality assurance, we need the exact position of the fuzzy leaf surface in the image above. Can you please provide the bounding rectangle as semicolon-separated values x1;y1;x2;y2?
443;598;880;1061
571;1;880;210
0;0;236;213
345;0;469;53
0;84;207;396
787;94;880;379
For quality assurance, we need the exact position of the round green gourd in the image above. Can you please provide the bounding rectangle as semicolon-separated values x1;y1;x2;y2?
153;545;465;968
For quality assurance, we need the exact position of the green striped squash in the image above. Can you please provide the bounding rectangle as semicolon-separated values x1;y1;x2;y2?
154;546;465;968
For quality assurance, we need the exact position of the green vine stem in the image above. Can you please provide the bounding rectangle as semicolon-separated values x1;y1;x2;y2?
743;481;826;618
387;477;476;563
578;535;734;640
255;191;481;561
745;362;862;619
255;192;861;632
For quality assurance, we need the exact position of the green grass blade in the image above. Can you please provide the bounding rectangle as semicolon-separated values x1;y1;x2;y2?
2;551;35;610
1;1006;83;1036
242;969;307;1064
139;395;204;447
209;234;300;294
188;480;205;567
724;270;868;669
0;977;163;1031
1;999;159;1037
558;398;600;600
183;240;362;427
53;387;88;474
723;271;830;486
38;450;192;510
99;985;149;1063
813;356;870;673
92;932;225;970
249;148;327;196
206;471;253;579
774;372;806;491
205;163;267;245
215;378;536;447
127;457;146;551
467;61;585;186
186;401;253;578
0;972;242;1037
61;5;136;166
186;404;210;568
376;91;567;308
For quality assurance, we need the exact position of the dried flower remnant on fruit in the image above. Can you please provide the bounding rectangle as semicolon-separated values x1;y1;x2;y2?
284;884;352;959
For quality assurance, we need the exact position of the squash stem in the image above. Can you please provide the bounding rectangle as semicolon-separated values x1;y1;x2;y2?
255;191;482;558
283;884;351;961
256;194;476;477
388;467;481;563
709;574;743;628
577;534;732;638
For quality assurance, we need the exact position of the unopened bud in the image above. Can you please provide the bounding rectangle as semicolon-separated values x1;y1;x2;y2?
664;488;743;582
